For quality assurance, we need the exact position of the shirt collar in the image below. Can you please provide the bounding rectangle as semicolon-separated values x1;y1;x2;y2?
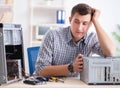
67;26;87;45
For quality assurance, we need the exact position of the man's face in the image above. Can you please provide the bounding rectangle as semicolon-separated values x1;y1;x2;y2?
69;12;92;42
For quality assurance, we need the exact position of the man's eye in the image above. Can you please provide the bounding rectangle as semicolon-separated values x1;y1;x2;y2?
74;20;80;24
83;22;88;25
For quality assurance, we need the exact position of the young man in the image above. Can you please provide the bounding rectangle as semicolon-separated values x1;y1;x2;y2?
35;3;115;77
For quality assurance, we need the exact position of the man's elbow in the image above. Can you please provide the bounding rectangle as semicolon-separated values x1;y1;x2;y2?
104;48;116;57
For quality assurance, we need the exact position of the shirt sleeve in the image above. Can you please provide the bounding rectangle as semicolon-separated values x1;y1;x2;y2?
35;30;54;75
91;33;104;56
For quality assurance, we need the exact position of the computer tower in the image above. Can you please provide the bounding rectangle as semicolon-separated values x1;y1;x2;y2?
0;23;24;85
80;57;120;85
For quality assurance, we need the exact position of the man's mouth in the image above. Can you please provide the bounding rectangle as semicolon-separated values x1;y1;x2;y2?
76;32;83;35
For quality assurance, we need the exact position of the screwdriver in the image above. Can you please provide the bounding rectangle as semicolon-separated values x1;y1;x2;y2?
49;77;64;83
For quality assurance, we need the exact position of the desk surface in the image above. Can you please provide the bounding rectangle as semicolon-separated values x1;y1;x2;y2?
0;77;120;88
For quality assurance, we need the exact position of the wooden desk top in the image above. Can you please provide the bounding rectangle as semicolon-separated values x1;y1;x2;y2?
0;77;120;88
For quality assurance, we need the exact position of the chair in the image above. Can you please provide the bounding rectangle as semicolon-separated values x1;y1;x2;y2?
27;46;40;75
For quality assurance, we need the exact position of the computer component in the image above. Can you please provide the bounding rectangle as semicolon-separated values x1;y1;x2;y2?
80;57;120;85
23;77;40;85
23;76;47;85
7;59;22;83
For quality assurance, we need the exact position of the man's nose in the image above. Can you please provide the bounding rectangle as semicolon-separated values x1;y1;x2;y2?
78;24;84;31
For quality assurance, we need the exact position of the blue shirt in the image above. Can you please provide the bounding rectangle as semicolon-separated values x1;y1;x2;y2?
35;26;103;76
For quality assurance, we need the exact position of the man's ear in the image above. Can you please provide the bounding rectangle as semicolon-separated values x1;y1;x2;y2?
92;8;95;17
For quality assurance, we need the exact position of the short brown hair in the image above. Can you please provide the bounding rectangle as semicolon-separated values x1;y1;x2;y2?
71;3;94;17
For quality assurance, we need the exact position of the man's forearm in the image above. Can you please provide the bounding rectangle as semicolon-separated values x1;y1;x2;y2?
39;64;70;77
93;20;116;56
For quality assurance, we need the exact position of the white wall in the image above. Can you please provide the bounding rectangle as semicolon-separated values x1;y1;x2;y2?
13;0;120;73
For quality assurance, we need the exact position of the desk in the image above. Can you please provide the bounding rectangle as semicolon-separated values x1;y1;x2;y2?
0;77;119;88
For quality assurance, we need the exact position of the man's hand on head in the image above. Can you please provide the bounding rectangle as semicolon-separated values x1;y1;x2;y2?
92;8;101;22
